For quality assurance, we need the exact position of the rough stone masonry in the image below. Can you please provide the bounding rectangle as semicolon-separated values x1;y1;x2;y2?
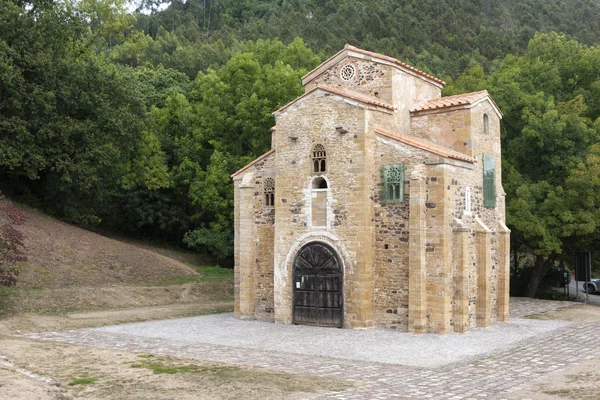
231;44;509;333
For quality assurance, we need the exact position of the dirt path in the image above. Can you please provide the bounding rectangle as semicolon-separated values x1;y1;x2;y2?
0;302;352;399
0;301;233;335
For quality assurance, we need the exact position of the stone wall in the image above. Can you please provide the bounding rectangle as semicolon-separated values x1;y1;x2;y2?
272;92;381;328
410;108;472;156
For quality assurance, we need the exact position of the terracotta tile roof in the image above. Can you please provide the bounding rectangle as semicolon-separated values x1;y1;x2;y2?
410;90;502;117
274;84;396;114
375;128;476;163
302;44;445;87
231;149;275;178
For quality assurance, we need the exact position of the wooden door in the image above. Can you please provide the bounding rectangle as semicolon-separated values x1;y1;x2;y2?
293;242;343;327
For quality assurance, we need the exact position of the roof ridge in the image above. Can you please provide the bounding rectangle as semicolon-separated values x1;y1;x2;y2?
302;45;445;87
375;128;475;163
315;84;396;110
274;84;396;115
410;90;502;117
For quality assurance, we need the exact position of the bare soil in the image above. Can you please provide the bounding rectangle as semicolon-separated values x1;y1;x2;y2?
0;338;350;400
13;203;199;290
0;302;352;400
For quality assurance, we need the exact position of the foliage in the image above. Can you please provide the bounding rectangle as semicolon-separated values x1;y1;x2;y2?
126;0;600;78
448;32;600;296
3;0;600;275
0;196;27;287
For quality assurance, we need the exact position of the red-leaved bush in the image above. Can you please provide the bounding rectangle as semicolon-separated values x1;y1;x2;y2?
0;196;26;287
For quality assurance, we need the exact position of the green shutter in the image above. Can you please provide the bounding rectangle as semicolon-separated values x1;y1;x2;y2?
483;154;496;207
382;165;390;203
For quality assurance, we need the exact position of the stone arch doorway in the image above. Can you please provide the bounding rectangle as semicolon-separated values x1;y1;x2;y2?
292;242;343;327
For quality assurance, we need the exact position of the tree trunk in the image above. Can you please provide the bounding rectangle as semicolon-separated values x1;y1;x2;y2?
525;254;556;297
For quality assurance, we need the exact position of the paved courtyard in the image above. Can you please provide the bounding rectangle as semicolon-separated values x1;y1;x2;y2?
24;298;593;399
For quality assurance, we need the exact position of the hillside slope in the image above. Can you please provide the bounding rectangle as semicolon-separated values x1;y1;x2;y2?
0;202;233;314
16;204;197;289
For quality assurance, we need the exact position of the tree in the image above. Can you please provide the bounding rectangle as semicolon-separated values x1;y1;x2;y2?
179;38;319;259
447;33;600;296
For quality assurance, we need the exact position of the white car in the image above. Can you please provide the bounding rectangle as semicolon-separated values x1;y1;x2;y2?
583;279;600;294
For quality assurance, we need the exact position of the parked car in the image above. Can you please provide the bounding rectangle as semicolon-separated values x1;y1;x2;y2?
583;279;600;294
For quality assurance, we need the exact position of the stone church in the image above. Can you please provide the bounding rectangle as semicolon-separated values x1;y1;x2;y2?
232;45;510;333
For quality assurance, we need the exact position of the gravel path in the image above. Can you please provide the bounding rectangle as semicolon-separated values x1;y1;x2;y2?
23;298;585;399
74;313;568;368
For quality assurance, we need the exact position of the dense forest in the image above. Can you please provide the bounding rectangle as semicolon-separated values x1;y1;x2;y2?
1;0;600;295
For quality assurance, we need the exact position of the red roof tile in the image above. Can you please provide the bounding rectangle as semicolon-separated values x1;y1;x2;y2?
375;128;476;163
410;90;502;116
231;149;276;178
274;84;396;114
302;44;445;87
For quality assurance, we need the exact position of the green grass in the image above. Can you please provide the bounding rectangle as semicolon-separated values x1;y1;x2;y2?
130;358;206;374
69;377;97;386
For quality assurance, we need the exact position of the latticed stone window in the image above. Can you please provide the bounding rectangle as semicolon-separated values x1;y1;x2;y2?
382;165;405;203
312;144;326;173
340;64;356;81
264;177;275;207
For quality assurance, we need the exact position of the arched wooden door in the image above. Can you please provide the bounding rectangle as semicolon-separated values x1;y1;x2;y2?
293;242;343;327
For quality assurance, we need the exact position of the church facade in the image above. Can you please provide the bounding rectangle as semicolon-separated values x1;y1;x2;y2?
232;45;510;333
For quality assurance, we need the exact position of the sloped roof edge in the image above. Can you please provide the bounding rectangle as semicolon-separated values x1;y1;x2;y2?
231;149;276;178
375;128;476;163
410;90;502;118
274;84;396;115
302;44;446;88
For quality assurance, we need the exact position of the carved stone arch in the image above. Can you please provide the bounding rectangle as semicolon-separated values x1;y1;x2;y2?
276;232;353;325
283;232;353;277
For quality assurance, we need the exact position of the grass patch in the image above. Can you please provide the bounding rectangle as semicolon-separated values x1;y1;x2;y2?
130;359;206;375
69;377;97;386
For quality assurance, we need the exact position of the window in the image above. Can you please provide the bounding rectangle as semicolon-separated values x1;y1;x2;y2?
483;114;489;136
312;144;326;173
382;165;405;203
264;177;275;207
312;177;328;189
311;177;328;227
483;154;496;207
340;64;356;81
465;187;472;212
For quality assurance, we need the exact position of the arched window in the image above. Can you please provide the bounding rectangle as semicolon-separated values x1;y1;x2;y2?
483;114;489;136
264;177;275;207
312;177;328;189
311;176;328;227
312;144;326;173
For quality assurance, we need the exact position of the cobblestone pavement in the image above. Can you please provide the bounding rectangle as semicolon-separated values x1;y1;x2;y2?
23;298;588;400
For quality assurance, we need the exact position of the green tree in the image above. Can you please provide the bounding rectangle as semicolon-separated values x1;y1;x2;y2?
179;38;319;259
447;33;600;296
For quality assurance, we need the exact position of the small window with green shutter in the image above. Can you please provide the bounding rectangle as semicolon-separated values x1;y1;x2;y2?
483;153;496;207
382;165;405;203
